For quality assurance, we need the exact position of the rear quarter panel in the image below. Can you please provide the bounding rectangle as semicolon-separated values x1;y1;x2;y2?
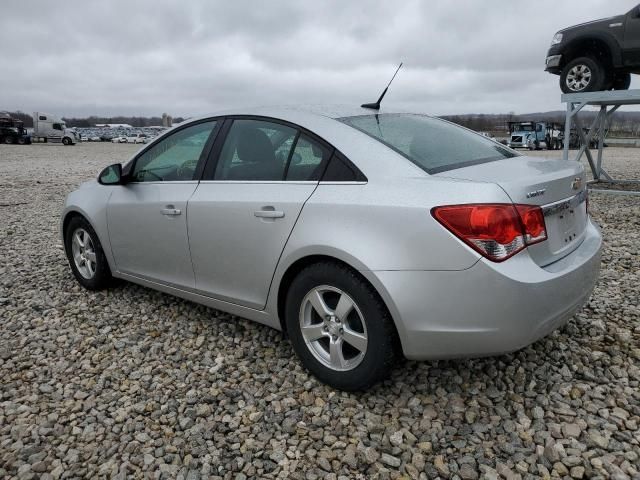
266;174;513;332
279;177;515;272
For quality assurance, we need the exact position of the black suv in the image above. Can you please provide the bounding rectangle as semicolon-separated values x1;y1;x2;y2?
546;4;640;93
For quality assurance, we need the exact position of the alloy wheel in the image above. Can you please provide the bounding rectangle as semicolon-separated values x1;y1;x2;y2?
299;285;368;371
566;64;592;92
71;228;97;279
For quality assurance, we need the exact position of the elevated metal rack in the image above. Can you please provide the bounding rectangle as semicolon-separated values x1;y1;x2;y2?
562;89;640;195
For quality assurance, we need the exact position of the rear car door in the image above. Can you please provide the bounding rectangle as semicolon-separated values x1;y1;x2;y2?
188;117;331;309
106;120;219;288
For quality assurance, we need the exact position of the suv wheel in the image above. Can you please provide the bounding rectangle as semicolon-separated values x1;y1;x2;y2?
560;57;606;94
612;73;631;91
285;262;398;391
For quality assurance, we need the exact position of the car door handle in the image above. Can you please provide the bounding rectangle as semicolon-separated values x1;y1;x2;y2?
161;207;182;216
254;208;285;219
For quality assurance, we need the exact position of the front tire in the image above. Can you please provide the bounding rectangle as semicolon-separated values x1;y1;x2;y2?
560;57;606;94
285;262;398;391
64;216;112;290
62;137;71;146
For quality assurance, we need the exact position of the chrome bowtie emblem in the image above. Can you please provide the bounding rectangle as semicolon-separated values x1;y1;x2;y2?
571;177;582;190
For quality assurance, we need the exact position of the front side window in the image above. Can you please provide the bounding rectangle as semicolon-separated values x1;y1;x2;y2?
214;119;297;181
52;123;62;131
132;121;217;182
339;114;519;174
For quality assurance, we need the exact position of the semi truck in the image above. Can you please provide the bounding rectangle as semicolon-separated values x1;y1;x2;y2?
0;113;31;145
32;112;79;145
507;121;563;150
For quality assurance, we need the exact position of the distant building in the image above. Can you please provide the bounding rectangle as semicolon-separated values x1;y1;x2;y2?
95;123;133;128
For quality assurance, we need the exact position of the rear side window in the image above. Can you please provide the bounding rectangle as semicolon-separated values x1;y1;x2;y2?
214;119;297;181
285;134;330;181
339;114;519;174
322;152;366;182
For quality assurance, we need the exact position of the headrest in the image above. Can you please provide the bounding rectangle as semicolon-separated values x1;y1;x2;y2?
236;127;275;164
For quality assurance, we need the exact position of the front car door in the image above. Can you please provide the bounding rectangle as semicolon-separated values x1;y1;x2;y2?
107;120;219;288
188;117;331;309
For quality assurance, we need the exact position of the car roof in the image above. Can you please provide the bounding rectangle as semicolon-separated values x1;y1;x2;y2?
198;104;417;121
160;105;432;180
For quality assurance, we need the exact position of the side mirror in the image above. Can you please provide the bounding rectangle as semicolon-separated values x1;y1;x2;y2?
98;163;123;185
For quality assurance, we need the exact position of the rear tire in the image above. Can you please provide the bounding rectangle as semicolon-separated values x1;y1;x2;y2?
285;262;398;391
560;57;606;94
612;73;631;91
64;216;112;290
4;136;15;145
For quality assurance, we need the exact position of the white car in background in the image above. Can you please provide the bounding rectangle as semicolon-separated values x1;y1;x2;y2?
111;136;128;144
126;133;148;144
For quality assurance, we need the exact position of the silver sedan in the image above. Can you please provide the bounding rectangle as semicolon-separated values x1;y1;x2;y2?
61;106;602;390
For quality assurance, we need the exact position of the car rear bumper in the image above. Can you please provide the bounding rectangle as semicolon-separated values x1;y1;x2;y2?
370;219;602;360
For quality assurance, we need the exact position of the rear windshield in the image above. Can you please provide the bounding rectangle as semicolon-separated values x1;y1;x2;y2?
338;113;519;174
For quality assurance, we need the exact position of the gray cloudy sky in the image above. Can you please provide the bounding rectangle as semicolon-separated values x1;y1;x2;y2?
1;0;638;118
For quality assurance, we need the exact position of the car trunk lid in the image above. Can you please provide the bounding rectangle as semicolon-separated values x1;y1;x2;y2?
435;156;588;266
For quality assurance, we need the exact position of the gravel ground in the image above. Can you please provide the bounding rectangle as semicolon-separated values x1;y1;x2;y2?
0;143;639;480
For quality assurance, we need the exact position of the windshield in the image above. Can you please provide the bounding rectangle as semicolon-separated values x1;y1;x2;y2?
339;114;519;174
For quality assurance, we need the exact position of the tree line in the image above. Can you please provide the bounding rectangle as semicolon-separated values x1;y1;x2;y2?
2;112;185;128
3;110;639;137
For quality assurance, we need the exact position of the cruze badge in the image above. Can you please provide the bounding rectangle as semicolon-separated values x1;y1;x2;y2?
571;177;582;190
526;188;546;199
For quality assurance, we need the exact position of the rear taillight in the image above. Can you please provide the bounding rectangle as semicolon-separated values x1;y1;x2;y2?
431;203;547;262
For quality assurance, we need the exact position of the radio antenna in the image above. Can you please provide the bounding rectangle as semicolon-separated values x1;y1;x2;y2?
361;62;403;110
